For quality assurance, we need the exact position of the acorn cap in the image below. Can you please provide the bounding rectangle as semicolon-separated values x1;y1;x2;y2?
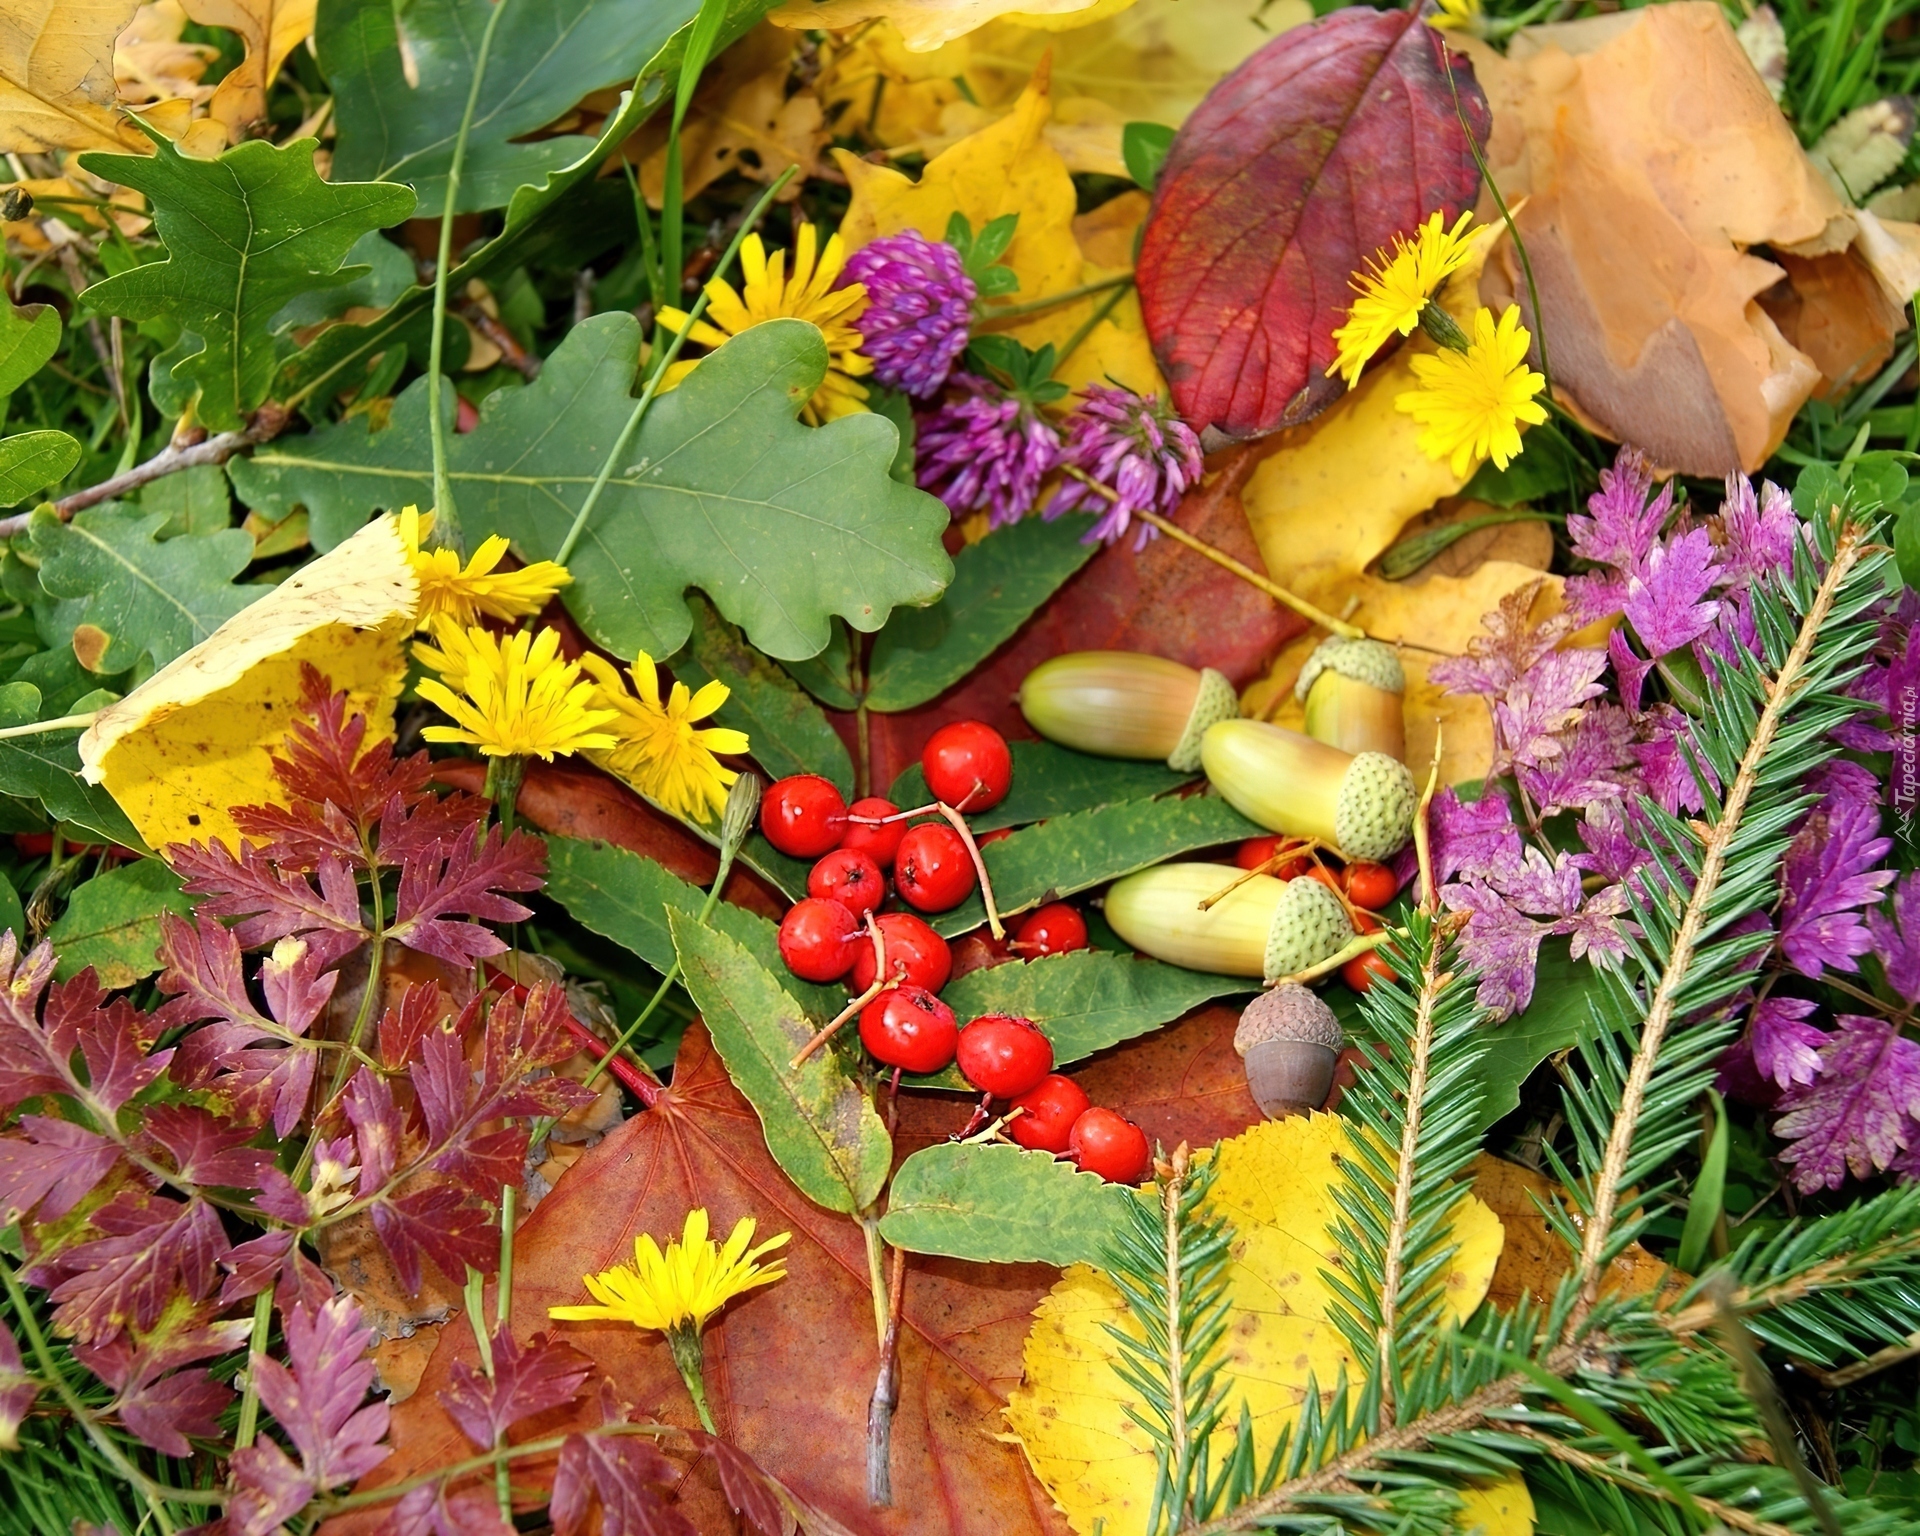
1262;876;1353;980
1167;667;1240;772
1294;637;1405;701
1234;982;1343;1056
1334;752;1417;863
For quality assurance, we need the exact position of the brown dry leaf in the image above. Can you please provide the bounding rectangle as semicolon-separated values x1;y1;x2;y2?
1467;3;1915;474
112;1;218;114
0;0;150;153
1470;1153;1682;1313
178;0;316;144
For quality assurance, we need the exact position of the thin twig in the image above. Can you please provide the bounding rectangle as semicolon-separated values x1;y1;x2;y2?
866;1242;907;1507
1413;729;1443;916
1507;1428;1797;1536
791;915;888;1068
1133;507;1366;640
458;295;541;380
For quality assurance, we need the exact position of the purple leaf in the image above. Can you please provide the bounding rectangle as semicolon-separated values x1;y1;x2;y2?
393;1483;516;1536
1428;578;1580;700
1779;787;1894;976
225;1438;313;1536
0;1117;123;1222
1441;880;1547;1020
46;1194;229;1345
551;1432;694;1536
1623;527;1722;660
1427;787;1522;886
115;1365;236;1457
250;1294;389;1489
1776;1016;1920;1191
1571;808;1648;887
1566;446;1671;597
1869;870;1920;1005
1633;704;1718;817
386;827;545;965
439;1327;592;1450
1714;473;1799;589
1517;703;1637;818
1749;995;1826;1091
1555;883;1630;967
0;1319;38;1450
1491;647;1608;775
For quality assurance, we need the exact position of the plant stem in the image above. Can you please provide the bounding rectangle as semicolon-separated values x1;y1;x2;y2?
1158;1149;1190;1521
1130;506;1365;639
553;167;795;568
482;752;525;833
860;1214;890;1349
982;272;1133;320
666;1324;718;1434
233;1287;274;1449
0;711;99;740
494;1183;518;1525
427;0;509;551
1055;279;1132;368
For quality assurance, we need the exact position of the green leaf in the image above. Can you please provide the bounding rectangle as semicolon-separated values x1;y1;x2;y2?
29;507;255;675
1122;121;1175;190
136;464;234;539
0;872;22;949
890;740;1193;833
0;300;59;400
0;431;79;505
270;229;415;331
905;949;1255;1091
879;1141;1139;1265
676;596;854;799
1676;1089;1728;1273
47;858;191;987
864;514;1098;712
1458;428;1583;507
542;836;840;1017
1465;939;1604;1132
237;315;953;663
669;907;890;1215
1897;501;1920;588
78;132;414;431
0;683;142;852
321;0;705;216
930;792;1263;937
780;620;859;711
1793;461;1847;519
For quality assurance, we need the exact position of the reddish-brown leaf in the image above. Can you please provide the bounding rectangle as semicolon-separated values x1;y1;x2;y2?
1137;7;1488;442
347;1006;1261;1534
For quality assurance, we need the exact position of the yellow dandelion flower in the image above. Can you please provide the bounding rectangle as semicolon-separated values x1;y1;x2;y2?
397;505;571;629
656;225;873;425
1327;210;1478;388
414;619;619;760
581;652;750;824
550;1209;790;1336
1394;305;1549;477
1427;0;1481;30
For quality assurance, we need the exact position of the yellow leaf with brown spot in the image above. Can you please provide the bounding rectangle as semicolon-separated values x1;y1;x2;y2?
0;0;149;153
179;0;315;144
77;513;417;851
1006;1115;1511;1535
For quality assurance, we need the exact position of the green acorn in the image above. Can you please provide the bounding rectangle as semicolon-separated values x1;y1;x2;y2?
1018;650;1241;771
1234;983;1344;1118
1200;718;1416;862
1103;862;1354;981
1296;636;1406;761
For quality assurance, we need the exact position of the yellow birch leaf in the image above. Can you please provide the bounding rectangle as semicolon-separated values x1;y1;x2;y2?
0;0;150;154
1460;1475;1538;1536
1007;1115;1511;1536
78;514;418;851
179;0;316;144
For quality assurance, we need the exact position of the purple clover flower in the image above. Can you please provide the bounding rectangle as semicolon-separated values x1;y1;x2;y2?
840;232;976;398
1045;385;1204;550
915;374;1061;528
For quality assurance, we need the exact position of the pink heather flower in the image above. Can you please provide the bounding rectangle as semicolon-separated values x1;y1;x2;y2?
915;374;1061;528
839;232;976;398
1046;385;1204;549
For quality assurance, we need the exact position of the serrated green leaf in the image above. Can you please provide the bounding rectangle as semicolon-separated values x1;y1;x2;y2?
77;132;414;430
879;1141;1139;1265
542;836;838;1017
47;858;189;987
0;431;79;505
237;315;952;663
29;507;254;675
320;0;703;216
136;463;233;539
0;300;59;400
0;683;142;852
669;907;890;1215
865;514;1098;712
890;740;1193;833
677;595;853;798
929;791;1262;937
905;949;1255;1091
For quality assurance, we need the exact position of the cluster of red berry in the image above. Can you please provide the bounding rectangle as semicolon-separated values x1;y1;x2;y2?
1233;835;1398;991
762;719;1149;1184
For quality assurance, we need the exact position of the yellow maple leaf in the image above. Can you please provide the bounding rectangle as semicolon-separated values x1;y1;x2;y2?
1006;1115;1521;1536
835;65;1163;401
78;514;418;851
0;0;150;154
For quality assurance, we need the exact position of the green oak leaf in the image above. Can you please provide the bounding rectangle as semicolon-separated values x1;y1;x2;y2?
0;682;142;851
78;131;415;430
879;1142;1142;1266
669;908;890;1216
864;512;1098;712
1462;939;1605;1132
0;431;79;505
235;315;953;663
891;740;1194;834
47;858;190;987
29;505;255;674
0;297;60;401
320;0;701;216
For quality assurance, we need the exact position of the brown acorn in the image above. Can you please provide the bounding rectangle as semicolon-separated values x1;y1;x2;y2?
1233;983;1343;1119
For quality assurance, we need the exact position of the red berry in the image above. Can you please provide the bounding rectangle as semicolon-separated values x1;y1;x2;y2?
895;823;975;912
778;897;860;982
1235;836;1309;879
849;912;952;994
1344;860;1398;911
1305;864;1344;896
1008;1074;1092;1153
1069;1108;1151;1184
859;985;959;1074
922;720;1013;811
956;1014;1054;1098
808;847;886;918
841;797;906;867
1350;907;1383;936
1342;948;1394;993
1013;902;1088;957
761;775;848;858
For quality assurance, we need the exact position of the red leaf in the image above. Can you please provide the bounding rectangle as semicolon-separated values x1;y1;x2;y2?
0;1319;38;1449
439;1328;593;1451
171;845;368;967
378;981;449;1071
344;1068;403;1192
696;1433;795;1536
46;1193;229;1344
387;826;545;965
143;1105;277;1190
369;1183;498;1295
551;1432;693;1536
1137;7;1488;440
252;1295;391;1489
393;1483;516;1536
0;1116;123;1221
